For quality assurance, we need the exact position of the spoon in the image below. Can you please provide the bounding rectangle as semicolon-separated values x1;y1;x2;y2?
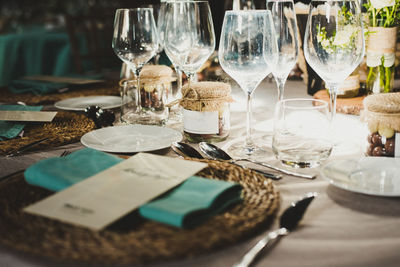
171;142;281;180
233;192;317;267
199;142;316;180
171;142;204;159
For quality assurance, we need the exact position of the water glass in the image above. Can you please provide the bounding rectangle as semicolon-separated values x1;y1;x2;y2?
272;99;333;168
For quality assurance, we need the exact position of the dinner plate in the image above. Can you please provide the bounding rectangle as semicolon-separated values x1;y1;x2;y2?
80;125;182;153
54;96;121;111
321;157;400;197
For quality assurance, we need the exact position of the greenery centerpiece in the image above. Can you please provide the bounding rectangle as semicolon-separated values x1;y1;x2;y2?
365;0;400;93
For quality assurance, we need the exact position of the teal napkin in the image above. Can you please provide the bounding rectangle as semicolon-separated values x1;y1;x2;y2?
24;148;123;191
9;79;68;95
24;148;243;228
139;176;243;228
0;105;42;140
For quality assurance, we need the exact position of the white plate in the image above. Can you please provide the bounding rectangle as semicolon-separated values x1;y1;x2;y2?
321;157;400;197
80;125;182;153
54;96;121;111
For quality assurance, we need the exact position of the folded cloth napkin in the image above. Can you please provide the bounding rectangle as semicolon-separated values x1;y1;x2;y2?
139;176;243;228
25;148;123;191
0;104;42;140
24;148;243;228
9;79;68;95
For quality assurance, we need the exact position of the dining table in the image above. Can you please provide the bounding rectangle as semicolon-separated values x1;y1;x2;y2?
0;77;399;267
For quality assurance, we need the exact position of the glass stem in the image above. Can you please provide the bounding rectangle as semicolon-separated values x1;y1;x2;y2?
276;77;286;101
187;72;196;90
327;83;338;122
135;68;142;114
176;68;183;98
245;92;254;152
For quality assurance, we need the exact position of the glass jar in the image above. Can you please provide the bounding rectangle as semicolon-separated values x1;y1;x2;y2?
119;65;175;125
180;82;232;143
361;93;400;157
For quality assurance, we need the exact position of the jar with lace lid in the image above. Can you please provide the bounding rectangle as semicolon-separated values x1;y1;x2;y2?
180;81;232;142
361;93;400;157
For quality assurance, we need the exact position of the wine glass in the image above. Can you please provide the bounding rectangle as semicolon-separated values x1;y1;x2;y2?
219;10;276;157
265;0;299;101
304;0;364;121
164;0;216;85
112;8;159;123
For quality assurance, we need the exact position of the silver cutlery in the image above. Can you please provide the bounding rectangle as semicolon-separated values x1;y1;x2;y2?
171;142;282;180
5;137;49;157
199;142;316;180
233;192;317;267
0;150;71;182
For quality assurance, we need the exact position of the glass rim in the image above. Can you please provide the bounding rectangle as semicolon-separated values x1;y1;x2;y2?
165;0;209;2
115;8;154;12
225;9;270;15
278;98;329;110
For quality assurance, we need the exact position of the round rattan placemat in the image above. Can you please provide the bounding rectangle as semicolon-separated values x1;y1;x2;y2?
0;111;95;155
0;159;279;265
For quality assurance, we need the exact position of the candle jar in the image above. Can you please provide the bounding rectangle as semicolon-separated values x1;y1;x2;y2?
180;82;232;143
120;65;175;125
362;93;400;157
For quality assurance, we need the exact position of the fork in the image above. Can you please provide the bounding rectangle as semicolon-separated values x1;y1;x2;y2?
0;150;71;182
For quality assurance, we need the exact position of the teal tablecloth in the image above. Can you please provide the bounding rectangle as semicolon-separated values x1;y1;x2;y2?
0;29;75;86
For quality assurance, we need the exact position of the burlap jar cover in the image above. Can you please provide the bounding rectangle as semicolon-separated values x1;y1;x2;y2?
119;65;176;88
179;82;233;112
366;27;397;68
362;93;400;157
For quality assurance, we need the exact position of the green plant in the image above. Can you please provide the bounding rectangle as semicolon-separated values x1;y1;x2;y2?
365;0;400;93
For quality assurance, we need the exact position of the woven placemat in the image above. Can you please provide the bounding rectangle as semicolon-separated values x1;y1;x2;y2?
0;111;95;155
0;81;119;105
0;159;279;265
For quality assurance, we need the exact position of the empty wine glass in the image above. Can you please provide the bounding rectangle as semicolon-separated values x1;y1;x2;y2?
164;0;216;86
304;0;364;121
265;0;299;101
219;10;276;158
112;8;159;123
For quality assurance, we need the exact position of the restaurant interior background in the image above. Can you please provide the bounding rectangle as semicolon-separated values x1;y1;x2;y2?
0;0;316;90
2;0;399;96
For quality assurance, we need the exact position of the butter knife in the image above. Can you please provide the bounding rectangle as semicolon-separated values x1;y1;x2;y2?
233;192;317;267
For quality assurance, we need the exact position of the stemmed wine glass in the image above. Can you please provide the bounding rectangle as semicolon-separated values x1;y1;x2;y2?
219;10;277;157
265;0;299;101
157;1;183;107
304;0;364;121
164;0;216;87
112;8;159;123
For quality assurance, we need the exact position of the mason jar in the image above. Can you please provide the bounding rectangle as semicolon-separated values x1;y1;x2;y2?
180;81;232;143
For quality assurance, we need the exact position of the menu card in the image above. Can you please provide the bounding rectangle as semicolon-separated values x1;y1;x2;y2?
0;111;57;122
24;153;207;230
23;75;104;85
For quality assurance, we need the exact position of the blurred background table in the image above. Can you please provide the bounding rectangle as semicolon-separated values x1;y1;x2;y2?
0;28;74;86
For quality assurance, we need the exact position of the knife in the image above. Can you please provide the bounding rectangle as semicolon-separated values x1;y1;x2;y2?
233;192;317;267
5;137;49;157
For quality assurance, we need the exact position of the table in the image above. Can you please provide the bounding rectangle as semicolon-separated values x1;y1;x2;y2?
1;80;399;267
0;28;74;87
